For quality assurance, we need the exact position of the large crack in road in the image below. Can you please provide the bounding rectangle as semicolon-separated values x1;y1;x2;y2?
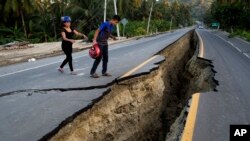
0;30;218;141
40;31;218;141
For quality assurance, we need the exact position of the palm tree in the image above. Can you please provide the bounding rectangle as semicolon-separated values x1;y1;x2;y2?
170;1;180;25
0;2;3;12
0;22;25;42
134;0;143;8
118;0;130;17
163;0;169;8
70;0;104;32
46;0;68;40
3;0;34;38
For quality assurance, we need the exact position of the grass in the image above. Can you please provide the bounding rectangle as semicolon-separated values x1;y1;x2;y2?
229;29;250;42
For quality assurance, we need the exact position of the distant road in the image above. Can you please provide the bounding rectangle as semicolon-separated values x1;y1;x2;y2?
185;29;250;141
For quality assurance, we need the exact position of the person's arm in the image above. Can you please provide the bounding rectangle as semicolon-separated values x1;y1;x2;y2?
93;22;108;44
110;34;117;40
73;30;88;39
61;31;75;43
93;28;100;44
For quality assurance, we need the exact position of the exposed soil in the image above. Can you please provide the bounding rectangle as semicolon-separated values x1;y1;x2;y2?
40;31;217;141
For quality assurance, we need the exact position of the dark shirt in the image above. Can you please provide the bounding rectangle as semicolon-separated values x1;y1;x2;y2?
62;27;74;47
97;21;114;45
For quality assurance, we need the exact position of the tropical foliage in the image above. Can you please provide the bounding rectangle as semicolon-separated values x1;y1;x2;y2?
204;0;250;40
0;0;193;45
205;0;250;30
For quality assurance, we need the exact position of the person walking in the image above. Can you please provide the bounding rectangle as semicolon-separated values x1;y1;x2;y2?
90;15;121;78
58;16;88;75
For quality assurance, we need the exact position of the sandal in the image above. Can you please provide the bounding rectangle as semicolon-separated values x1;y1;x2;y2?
90;73;100;78
58;68;64;73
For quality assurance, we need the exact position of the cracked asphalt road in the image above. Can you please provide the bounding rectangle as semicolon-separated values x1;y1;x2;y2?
0;28;192;141
0;28;192;94
191;29;250;141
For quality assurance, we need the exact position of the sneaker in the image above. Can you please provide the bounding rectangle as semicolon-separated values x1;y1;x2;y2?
58;68;64;73
71;71;78;75
90;73;100;78
102;73;112;77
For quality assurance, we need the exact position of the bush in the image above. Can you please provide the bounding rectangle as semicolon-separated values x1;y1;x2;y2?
0;37;12;45
151;20;170;32
229;29;250;41
88;30;95;42
241;31;250;41
124;21;147;37
122;20;175;37
134;27;147;35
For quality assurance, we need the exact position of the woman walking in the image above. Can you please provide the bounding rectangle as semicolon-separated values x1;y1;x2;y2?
58;16;88;75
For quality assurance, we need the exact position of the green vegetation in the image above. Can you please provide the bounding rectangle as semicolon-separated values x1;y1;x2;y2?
205;0;250;40
0;0;193;45
169;0;213;20
229;29;250;42
122;20;176;37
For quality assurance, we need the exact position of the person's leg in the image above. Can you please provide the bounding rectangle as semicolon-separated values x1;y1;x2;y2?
102;45;109;74
66;46;77;75
67;46;73;72
59;46;69;72
60;59;67;68
90;57;102;75
59;46;75;74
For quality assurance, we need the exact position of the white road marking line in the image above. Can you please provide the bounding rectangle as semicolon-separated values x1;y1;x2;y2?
228;41;234;46
235;47;242;53
0;44;127;78
0;61;61;78
215;34;228;42
0;54;90;78
243;53;250;59
74;54;87;59
75;67;89;71
215;35;243;53
0;32;185;78
77;73;85;76
0;44;126;78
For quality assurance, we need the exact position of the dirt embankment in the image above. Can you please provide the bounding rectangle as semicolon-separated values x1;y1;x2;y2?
45;31;216;141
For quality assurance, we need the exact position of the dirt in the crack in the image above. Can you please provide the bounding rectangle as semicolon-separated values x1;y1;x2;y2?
47;31;217;141
164;33;218;141
164;58;218;141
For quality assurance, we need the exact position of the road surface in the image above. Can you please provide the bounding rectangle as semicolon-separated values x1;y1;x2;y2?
182;29;250;141
0;28;192;141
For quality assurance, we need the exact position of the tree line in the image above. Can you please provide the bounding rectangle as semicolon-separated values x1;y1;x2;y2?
205;0;250;31
0;0;193;45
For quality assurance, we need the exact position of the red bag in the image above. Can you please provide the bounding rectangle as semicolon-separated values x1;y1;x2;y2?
89;44;101;59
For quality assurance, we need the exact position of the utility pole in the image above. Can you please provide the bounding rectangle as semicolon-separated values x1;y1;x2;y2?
170;16;173;31
104;0;107;22
113;0;120;39
147;2;154;34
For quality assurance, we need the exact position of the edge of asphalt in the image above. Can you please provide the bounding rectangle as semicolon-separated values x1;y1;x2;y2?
181;30;204;141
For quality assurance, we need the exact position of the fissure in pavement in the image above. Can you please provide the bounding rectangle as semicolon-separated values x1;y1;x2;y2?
42;30;218;141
